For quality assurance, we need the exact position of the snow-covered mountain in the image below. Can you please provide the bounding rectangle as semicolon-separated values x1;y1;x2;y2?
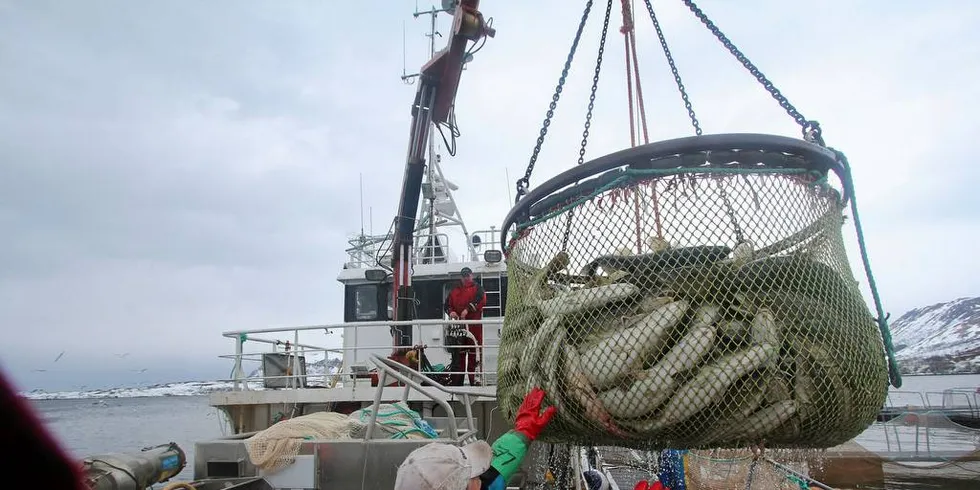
22;357;344;400
891;297;980;375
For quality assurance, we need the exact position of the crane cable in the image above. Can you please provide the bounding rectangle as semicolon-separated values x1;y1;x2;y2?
620;0;663;246
621;0;650;147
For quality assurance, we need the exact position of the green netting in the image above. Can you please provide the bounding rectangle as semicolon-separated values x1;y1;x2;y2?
497;159;890;451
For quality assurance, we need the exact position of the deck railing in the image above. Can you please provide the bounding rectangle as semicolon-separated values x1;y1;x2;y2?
887;388;980;418
220;318;505;391
343;229;505;269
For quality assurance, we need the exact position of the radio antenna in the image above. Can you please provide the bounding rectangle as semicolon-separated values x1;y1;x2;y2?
359;173;365;236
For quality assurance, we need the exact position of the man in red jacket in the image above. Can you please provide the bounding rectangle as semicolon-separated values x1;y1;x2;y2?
444;266;486;386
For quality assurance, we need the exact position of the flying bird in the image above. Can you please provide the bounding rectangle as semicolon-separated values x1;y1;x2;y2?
53;351;65;363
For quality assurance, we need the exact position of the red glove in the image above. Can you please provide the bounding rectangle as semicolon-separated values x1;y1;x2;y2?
513;387;557;441
634;481;667;490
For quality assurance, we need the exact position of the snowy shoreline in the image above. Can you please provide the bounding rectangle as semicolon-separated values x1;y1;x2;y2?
21;380;258;400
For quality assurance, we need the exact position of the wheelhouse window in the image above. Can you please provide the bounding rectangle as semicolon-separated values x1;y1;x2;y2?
353;285;379;320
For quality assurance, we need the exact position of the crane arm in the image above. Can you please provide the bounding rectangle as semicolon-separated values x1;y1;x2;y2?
390;0;495;354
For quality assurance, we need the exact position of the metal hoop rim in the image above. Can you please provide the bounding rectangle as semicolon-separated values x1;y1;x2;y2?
500;132;842;248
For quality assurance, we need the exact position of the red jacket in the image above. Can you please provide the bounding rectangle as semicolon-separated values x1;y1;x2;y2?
444;280;486;320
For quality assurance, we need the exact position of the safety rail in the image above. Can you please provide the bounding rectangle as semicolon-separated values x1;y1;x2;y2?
887;388;980;418
466;228;505;262
365;354;491;441
222;318;505;391
345;230;497;269
866;406;980;458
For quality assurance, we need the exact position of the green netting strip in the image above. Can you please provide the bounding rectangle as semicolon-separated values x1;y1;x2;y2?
832;149;902;388
512;166;825;234
354;404;438;440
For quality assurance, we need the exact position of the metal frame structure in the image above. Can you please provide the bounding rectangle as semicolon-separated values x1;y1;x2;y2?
501;132;844;247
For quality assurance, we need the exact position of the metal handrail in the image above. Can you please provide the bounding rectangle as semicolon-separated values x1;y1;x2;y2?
364;354;493;441
222;317;502;336
223;317;507;390
343;230;492;269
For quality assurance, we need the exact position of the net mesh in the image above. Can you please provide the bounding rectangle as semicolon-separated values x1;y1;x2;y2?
498;152;890;451
244;412;364;473
682;449;813;490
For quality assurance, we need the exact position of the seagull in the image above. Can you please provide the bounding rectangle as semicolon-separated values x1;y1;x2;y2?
114;353;130;359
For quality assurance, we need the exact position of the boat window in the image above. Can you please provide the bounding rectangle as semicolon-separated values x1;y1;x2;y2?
354;285;379;320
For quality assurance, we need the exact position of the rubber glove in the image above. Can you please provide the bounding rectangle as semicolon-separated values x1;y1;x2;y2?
483;387;557;488
513;386;557;441
634;481;667;490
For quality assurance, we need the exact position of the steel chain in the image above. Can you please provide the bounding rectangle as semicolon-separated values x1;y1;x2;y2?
515;1;596;204
643;0;701;135
577;0;612;168
562;0;614;250
680;0;823;143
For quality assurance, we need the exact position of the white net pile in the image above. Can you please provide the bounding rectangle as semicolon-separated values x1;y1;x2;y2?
244;412;364;473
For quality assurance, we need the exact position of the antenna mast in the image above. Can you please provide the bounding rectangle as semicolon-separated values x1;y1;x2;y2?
401;2;478;263
359;173;365;236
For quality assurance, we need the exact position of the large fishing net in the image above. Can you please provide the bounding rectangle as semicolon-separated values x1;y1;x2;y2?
497;136;895;450
244;404;438;473
245;411;364;473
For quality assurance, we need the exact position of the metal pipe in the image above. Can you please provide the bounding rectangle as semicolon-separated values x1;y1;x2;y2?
369;354;489;438
364;369;388;441
462;394;474;433
232;337;244;390
293;329;300;389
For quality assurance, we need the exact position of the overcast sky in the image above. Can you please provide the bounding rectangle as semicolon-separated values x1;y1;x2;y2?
1;1;977;392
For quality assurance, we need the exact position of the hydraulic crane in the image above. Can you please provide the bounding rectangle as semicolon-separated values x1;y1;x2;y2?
389;0;495;360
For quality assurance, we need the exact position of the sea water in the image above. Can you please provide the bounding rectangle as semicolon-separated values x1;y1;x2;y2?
28;374;980;488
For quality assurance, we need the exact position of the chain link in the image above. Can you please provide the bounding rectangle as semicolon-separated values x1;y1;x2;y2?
515;1;596;203
577;0;612;168
680;0;823;143
562;0;614;250
643;0;701;136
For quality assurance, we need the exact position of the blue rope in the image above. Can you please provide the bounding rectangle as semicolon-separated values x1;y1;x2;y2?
832;149;902;388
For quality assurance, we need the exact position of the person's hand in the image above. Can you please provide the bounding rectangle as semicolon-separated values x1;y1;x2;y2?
460;309;468;319
449;311;459;320
513;387;557;441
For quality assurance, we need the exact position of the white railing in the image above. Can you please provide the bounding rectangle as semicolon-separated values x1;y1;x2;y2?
466;228;504;262
887;388;980;418
220;318;505;391
343;229;507;269
415;233;452;264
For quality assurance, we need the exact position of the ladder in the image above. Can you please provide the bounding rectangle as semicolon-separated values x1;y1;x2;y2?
478;271;503;321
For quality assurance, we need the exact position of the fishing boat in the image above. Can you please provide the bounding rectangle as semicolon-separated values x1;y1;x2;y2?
74;2;980;490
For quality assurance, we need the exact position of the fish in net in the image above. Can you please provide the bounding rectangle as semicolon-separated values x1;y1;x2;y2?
497;142;894;451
